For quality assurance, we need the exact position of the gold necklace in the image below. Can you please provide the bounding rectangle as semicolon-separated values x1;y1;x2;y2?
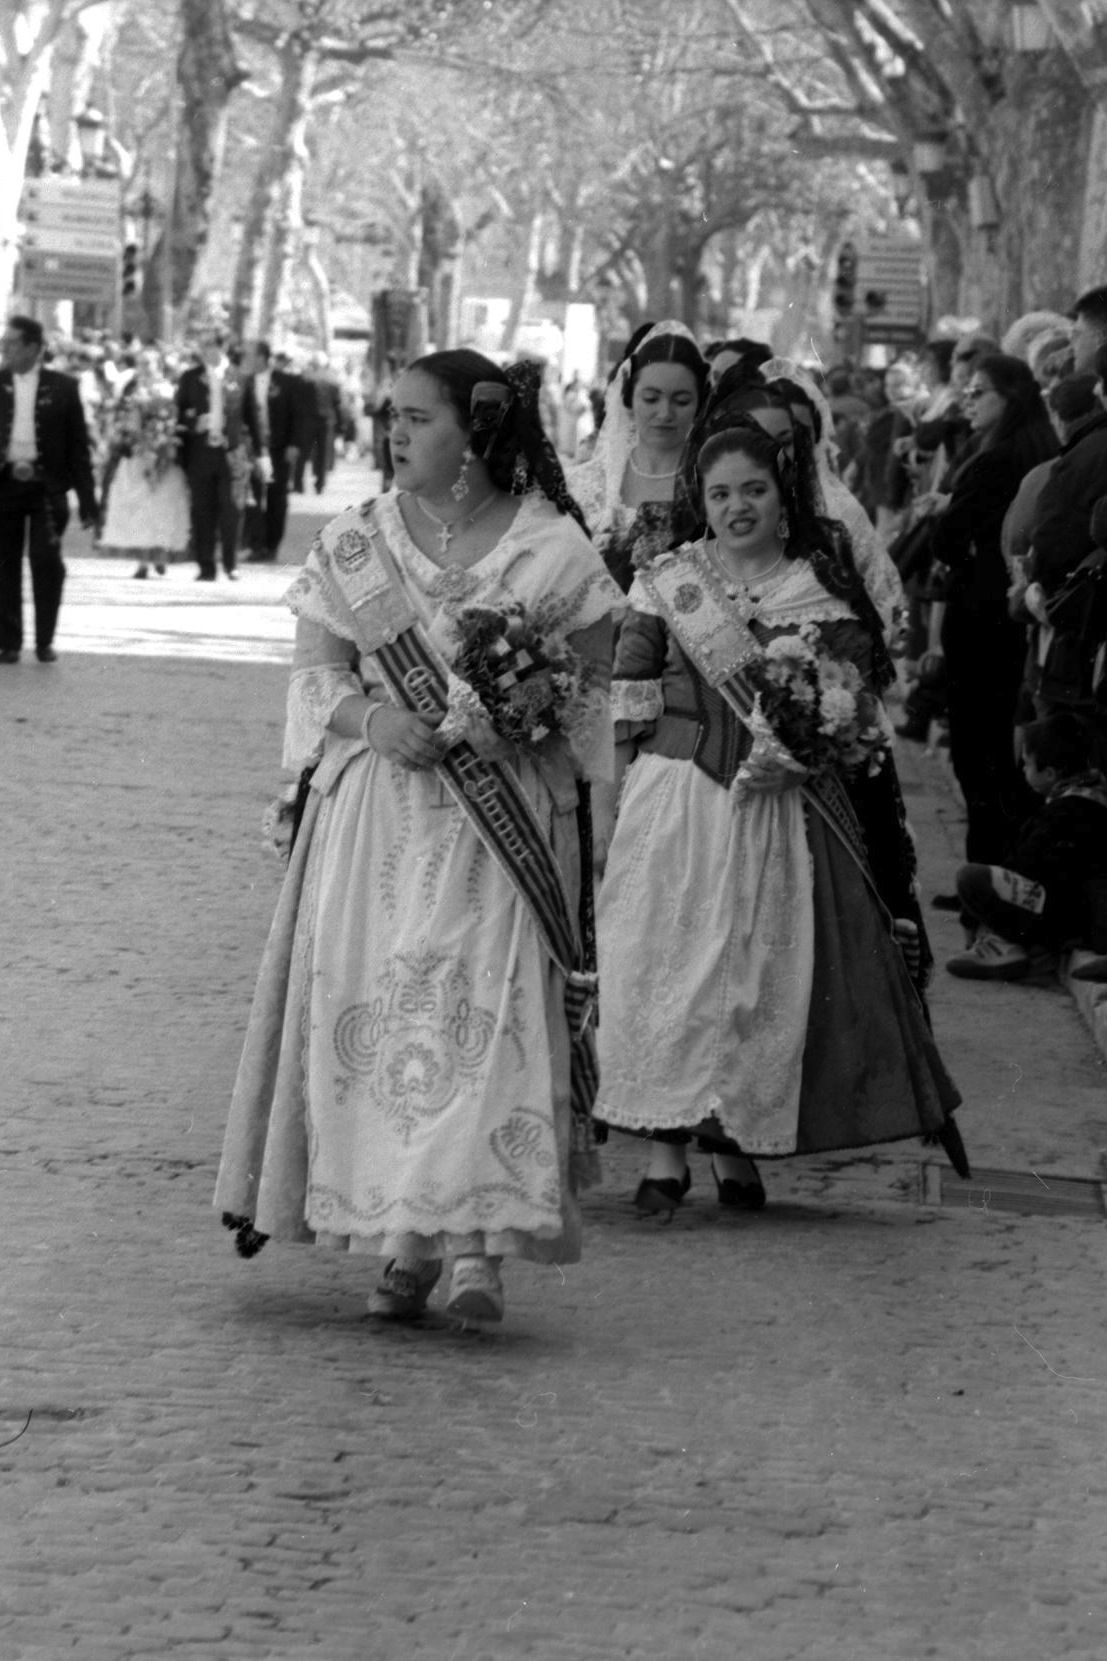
414;490;498;559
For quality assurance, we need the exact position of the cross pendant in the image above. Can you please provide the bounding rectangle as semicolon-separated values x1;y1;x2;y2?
437;524;454;559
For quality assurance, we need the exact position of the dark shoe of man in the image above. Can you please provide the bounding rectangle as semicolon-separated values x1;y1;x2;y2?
1071;954;1107;983
0;648;20;664
894;717;930;742
245;552;276;562
196;571;216;582
35;646;58;663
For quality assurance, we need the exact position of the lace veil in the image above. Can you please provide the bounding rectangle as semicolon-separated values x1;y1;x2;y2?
590;319;702;520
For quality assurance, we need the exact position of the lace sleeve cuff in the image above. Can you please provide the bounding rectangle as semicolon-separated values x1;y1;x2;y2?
283;662;365;772
611;678;664;724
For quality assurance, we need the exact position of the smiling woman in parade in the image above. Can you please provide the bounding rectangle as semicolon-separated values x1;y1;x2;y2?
594;407;966;1216
215;349;623;1327
568;320;709;590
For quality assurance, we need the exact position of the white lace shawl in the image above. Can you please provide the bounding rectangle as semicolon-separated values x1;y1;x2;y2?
612;545;858;724
282;490;625;782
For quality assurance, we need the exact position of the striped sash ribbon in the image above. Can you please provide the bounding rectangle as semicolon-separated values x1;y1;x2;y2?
640;547;886;917
371;625;600;1118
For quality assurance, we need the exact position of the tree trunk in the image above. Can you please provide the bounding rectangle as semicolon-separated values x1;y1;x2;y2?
501;211;543;355
1079;100;1107;286
255;47;319;341
986;50;1086;321
143;0;243;335
639;215;680;320
0;34;53;316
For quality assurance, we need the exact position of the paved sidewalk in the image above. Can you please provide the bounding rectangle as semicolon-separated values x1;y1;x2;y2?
3;528;1107;1661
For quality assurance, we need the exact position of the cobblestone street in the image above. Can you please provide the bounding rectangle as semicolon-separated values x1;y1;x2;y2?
4;470;1107;1660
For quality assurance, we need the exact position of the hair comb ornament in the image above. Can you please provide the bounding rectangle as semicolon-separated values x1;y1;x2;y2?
469;380;514;438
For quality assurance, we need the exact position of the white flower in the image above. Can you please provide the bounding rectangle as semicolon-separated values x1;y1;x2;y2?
765;634;816;664
437;671;488;748
818;685;857;731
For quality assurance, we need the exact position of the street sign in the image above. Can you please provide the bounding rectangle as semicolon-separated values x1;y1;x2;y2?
17;176;121;305
20;249;119;304
856;234;925;345
22;227;121;258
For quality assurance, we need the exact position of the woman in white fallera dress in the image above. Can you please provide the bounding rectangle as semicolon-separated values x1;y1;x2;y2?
215;350;623;1326
99;350;190;577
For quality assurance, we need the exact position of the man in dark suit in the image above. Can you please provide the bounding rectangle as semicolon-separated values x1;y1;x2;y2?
175;328;259;581
0;315;97;664
241;341;313;562
293;353;344;494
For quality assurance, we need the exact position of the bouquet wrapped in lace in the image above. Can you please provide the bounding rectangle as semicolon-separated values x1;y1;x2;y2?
736;626;889;787
109;393;180;482
437;601;601;759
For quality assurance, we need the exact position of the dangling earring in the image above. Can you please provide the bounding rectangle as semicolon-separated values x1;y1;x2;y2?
776;512;790;543
451;446;473;502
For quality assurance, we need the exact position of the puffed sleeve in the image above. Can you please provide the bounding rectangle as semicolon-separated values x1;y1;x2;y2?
283;616;365;774
611;600;668;739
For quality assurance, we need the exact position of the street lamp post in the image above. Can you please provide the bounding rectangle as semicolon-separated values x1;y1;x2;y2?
74;107;108;176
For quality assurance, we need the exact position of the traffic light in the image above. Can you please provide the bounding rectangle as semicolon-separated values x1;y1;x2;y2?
833;240;858;318
122;241;139;297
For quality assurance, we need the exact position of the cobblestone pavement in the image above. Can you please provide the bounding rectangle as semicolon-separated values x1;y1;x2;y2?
3;480;1107;1659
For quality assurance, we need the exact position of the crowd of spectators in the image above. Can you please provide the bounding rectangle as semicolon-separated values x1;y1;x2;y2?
830;294;1107;985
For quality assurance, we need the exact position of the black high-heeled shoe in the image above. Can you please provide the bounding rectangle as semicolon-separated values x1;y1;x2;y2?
634;1168;691;1219
712;1157;766;1212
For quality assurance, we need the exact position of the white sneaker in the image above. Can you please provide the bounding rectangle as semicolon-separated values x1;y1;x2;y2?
445;1255;504;1324
946;929;1031;981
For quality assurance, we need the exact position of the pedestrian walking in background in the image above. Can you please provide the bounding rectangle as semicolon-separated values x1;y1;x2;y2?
593;410;965;1218
175;329;259;583
0;314;97;664
98;347;190;579
568;320;708;592
215;349;623;1327
241;341;313;563
294;353;343;494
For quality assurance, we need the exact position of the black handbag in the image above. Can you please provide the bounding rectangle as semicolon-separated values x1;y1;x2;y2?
1040;549;1107;707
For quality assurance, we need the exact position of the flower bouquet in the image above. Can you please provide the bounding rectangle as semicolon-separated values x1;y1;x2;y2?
134;399;180;482
437;601;600;760
110;395;180;482
735;625;889;788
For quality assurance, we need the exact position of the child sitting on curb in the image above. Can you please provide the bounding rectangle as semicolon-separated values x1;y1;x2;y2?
946;711;1107;980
